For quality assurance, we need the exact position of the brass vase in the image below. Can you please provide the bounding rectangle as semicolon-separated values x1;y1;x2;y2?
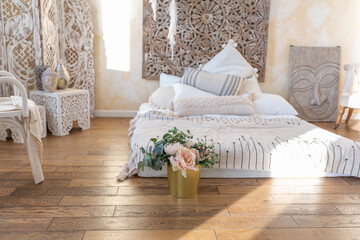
167;164;200;198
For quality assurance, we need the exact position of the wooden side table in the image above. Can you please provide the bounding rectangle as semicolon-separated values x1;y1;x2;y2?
30;89;90;136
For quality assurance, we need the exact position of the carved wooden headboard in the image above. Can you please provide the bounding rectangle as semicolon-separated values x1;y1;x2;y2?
143;0;270;82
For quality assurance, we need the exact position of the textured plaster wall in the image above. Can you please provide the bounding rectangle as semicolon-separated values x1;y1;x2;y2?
88;0;360;111
263;0;360;98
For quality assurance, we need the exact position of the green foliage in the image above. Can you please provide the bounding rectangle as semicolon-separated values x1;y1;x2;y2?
192;140;219;169
139;127;219;172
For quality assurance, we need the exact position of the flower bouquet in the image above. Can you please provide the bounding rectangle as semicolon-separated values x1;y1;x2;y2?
140;127;219;198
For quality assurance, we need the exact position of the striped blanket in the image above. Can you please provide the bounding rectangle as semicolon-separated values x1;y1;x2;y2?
118;105;360;180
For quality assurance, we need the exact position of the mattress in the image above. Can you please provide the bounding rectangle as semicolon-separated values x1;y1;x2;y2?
138;167;346;178
118;103;360;180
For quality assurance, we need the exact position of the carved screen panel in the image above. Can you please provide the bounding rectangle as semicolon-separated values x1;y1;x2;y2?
40;0;59;69
0;0;42;95
57;0;95;117
143;0;270;82
289;46;340;122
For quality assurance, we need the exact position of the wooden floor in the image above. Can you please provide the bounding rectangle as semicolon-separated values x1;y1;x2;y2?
1;118;360;239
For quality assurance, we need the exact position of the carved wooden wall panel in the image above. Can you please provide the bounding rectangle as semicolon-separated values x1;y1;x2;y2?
289;46;340;122
143;0;270;82
40;0;59;69
57;0;95;117
0;0;42;95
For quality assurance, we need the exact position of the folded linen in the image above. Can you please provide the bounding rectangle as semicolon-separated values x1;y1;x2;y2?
0;97;21;112
10;96;43;162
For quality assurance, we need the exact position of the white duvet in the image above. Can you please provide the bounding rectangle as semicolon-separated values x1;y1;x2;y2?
118;103;360;180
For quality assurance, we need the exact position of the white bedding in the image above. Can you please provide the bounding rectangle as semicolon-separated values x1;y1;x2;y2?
118;103;360;180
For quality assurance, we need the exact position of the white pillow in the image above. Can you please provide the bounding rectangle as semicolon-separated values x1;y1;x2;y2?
173;83;216;99
173;96;255;116
202;40;254;78
159;73;181;87
181;68;244;96
148;86;175;109
238;76;262;95
251;94;298;115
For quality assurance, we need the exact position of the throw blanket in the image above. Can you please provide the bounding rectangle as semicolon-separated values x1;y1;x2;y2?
118;106;360;181
10;96;43;162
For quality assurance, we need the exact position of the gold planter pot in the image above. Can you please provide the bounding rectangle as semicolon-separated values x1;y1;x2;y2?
167;164;200;198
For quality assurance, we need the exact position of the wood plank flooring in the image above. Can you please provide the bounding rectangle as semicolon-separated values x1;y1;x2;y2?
0;118;360;239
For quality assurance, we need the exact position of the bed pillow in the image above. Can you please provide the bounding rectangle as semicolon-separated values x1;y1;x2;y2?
148;86;175;110
181;68;244;96
173;96;255;116
173;83;216;99
251;93;298;115
238;75;262;95
202;40;254;78
159;73;181;87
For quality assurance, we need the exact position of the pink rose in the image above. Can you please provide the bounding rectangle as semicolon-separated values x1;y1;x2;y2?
170;147;198;178
164;142;182;155
190;148;199;159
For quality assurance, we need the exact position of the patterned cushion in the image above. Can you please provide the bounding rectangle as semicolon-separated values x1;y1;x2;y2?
181;68;244;96
173;96;255;116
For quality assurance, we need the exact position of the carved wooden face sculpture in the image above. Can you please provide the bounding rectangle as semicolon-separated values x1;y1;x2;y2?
290;63;339;120
289;46;340;122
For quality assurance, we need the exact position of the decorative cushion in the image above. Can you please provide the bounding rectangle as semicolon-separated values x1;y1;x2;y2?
250;93;298;115
173;96;255;116
148;86;175;110
159;73;181;87
181;68;244;96
173;83;216;99
238;76;262;95
202;40;254;78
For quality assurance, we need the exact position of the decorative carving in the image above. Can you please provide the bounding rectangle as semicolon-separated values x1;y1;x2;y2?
143;0;270;82
289;46;340;122
40;0;59;69
0;121;23;143
189;0;226;35
0;0;42;95
0;0;95;117
0;104;47;143
57;0;96;117
30;89;90;136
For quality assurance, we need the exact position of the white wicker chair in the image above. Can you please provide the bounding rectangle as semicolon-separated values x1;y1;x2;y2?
0;72;44;184
335;64;360;129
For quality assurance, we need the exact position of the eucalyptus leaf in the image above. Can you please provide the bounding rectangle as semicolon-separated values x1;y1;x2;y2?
153;146;163;156
152;158;163;171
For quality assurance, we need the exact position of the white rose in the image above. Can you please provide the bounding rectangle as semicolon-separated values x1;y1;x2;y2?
184;141;195;148
164;142;182;155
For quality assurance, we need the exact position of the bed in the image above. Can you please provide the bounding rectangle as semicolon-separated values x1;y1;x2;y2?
118;40;360;181
118;102;359;180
